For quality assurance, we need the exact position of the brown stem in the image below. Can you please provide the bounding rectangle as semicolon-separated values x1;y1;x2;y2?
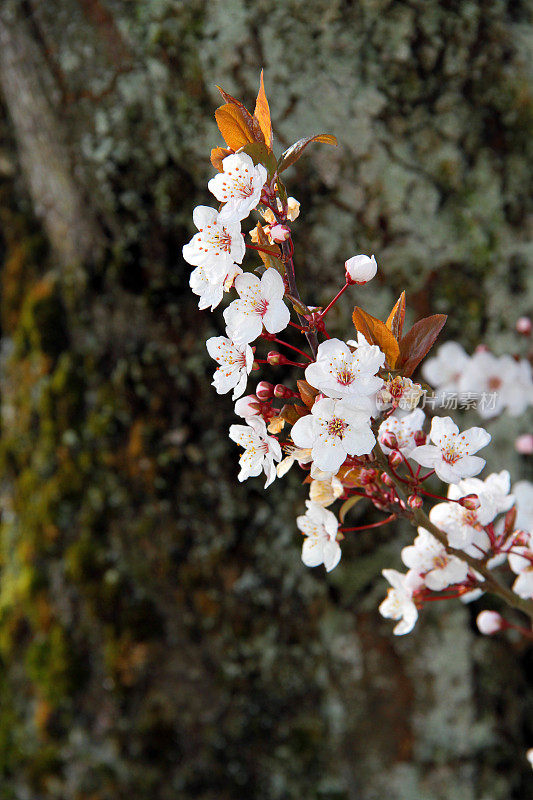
281;239;319;359
373;443;533;623
267;199;319;359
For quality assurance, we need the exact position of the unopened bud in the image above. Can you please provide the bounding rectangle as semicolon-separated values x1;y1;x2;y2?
515;433;533;455
256;381;275;400
380;472;393;487
516;316;532;336
359;468;377;485
270;223;291;242
388;451;403;468
267;351;282;365
274;384;297;399
458;494;481;511
413;430;427;446
380;431;399;450
408;494;423;509
345;254;377;285
476;610;504;635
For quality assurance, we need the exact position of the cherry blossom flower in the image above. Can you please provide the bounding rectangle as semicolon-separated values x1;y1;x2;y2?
513;480;533;532
229;417;282;488
234;394;261;419
376;376;424;411
189;263;242;311
378;408;426;456
422;341;470;399
309;473;344;507
429;500;486;551
476;610;503;635
297;501;341;572
458;351;532;419
379;569;422;635
447;471;514;526
304;338;385;400
276;445;313;478
409;416;491;484
345;254;377;285
208;153;267;221
508;531;533;599
291;397;375;473
206;336;254;400
224;268;290;346
401;528;468;591
183;206;245;274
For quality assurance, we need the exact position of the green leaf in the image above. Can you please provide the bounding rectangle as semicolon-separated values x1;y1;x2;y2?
277;134;338;173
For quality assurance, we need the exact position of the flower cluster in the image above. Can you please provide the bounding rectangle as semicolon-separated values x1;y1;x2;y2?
185;74;533;643
423;341;533;419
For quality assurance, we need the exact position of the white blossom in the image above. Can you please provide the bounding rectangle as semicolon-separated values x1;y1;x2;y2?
378;408;426;456
447;471;514;526
458;351;531;419
206;336;253;400
276;445;313;478
183;206;245;273
513;480;533;533
234;394;261;419
189;263;242;311
304;338;385;400
422;341;470;397
429;500;488;552
345;254;377;284
376;376;424;411
379;569;422;635
297;501;341;572
208;153;267;221
401;528;468;591
508;531;533;599
409;416;490;484
309;473;344;507
291;397;375;474
224;268;290;346
229;417;282;488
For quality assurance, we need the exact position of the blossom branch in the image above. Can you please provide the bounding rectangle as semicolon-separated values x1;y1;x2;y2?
373;443;533;623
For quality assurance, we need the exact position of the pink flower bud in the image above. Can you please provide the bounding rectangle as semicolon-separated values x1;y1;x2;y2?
267;351;282;365
458;494;481;511
380;472;393;487
359;468;377;485
345;254;377;285
380;431;399;450
413;430;427;446
388;451;403;468
408;494;423;509
256;381;275;400
270;223;291;242
274;384;297;399
515;433;533;455
516;316;532;336
476;610;503;635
